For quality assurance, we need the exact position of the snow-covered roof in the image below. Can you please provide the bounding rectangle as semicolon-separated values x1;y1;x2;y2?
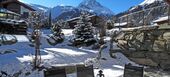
66;15;96;22
121;25;159;31
153;16;168;23
114;22;127;27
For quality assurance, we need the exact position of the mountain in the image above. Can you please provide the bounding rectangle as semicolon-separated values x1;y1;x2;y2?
78;0;113;15
48;6;77;19
22;0;113;21
55;8;82;21
47;0;114;20
29;4;50;12
139;0;163;5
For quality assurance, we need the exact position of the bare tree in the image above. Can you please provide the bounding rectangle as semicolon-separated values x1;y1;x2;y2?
29;12;42;69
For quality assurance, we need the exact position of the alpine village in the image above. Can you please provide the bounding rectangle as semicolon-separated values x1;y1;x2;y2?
0;0;170;77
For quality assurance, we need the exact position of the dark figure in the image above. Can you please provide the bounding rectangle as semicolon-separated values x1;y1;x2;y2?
97;70;105;77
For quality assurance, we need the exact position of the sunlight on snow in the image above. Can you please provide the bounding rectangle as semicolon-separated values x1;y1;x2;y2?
45;48;87;55
17;55;54;62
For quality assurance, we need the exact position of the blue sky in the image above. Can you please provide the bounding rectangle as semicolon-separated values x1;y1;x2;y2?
20;0;144;14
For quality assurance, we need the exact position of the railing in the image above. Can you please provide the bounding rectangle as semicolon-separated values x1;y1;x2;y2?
116;3;169;27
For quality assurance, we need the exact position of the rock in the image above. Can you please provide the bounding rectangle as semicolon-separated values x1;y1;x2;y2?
130;58;158;66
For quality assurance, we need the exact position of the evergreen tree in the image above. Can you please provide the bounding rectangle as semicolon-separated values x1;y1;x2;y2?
47;21;64;46
48;10;52;28
72;13;96;46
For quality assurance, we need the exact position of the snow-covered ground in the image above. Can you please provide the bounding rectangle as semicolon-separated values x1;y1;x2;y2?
0;29;136;77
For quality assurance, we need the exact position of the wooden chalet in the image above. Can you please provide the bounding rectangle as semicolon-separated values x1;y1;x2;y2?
0;0;35;35
0;8;28;35
0;19;27;35
0;8;21;19
66;15;102;29
1;0;35;19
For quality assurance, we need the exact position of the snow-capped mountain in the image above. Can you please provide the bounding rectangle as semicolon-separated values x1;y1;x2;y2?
78;0;113;15
48;6;77;19
29;4;50;12
23;0;114;20
139;0;163;5
46;0;114;20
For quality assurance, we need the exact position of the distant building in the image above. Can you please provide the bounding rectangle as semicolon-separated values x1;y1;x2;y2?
66;15;101;29
1;0;35;19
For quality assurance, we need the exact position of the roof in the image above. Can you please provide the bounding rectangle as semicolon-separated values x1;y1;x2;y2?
0;8;20;16
121;25;159;32
66;15;96;22
153;16;168;23
114;22;127;27
1;0;35;11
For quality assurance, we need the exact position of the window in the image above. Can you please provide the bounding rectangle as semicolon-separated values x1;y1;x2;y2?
0;13;7;18
22;12;29;18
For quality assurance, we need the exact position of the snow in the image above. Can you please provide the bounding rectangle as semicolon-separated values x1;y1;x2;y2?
129;6;138;11
48;5;76;19
38;7;48;11
139;0;163;5
114;22;127;27
15;35;29;42
0;29;137;77
45;48;87;55
28;4;50;12
17;55;54;63
153;16;168;23
62;29;73;36
78;0;113;15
